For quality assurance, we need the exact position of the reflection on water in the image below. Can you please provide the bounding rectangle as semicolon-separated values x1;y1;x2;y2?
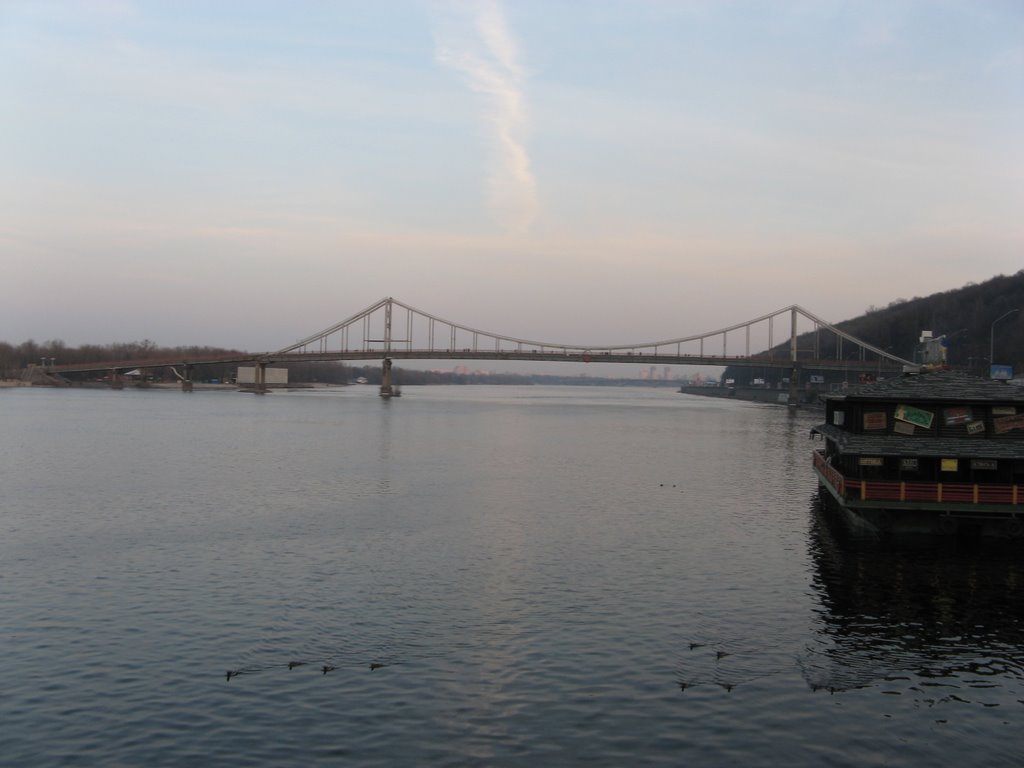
803;489;1024;707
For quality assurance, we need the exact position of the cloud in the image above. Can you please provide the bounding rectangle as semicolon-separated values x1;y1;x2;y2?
435;0;537;233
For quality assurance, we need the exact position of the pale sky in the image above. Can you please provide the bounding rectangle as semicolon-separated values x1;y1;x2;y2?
2;0;1022;352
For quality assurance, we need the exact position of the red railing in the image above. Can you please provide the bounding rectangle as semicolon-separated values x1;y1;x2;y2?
813;450;845;496
812;450;1021;507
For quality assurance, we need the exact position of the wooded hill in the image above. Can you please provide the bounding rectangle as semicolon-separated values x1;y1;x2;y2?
724;271;1024;386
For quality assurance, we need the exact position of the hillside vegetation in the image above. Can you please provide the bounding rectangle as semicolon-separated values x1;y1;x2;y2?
724;271;1024;386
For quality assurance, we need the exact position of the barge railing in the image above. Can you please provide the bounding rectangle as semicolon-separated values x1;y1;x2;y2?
812;450;1021;507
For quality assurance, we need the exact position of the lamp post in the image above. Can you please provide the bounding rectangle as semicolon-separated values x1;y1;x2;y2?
990;309;1020;377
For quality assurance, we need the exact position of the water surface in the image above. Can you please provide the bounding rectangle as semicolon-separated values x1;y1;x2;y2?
2;385;1022;766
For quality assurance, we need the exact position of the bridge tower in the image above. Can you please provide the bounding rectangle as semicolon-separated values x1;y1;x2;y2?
380;298;394;398
788;307;800;407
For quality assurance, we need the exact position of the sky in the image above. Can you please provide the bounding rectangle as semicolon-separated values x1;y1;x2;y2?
2;0;1022;354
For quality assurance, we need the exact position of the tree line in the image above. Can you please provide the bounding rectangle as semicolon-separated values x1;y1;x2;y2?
0;339;353;384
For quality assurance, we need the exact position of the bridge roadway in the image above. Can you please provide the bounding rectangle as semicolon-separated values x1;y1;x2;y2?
47;349;906;375
40;297;917;398
270;350;904;373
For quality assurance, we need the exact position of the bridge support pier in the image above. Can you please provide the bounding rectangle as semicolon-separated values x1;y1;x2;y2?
788;363;801;407
239;361;268;394
110;369;124;390
181;365;194;392
788;308;800;407
380;358;393;398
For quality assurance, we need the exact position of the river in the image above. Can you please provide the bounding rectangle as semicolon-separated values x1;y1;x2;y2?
2;385;1022;766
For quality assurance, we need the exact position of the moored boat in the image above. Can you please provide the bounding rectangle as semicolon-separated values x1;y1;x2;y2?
811;371;1024;537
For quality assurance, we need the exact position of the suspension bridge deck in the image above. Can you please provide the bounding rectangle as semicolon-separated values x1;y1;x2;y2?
40;297;918;383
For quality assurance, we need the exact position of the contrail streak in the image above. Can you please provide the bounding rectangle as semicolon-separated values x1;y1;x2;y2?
436;1;537;232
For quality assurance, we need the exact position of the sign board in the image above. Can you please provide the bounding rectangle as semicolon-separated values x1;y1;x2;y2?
900;458;919;471
895;404;934;429
971;459;997;471
940;458;959;472
992;406;1017;416
943;406;973;425
993;414;1024;434
809;375;825;384
966;420;986;435
991;364;1013;381
863;412;887;430
858;457;883;467
893;421;915;435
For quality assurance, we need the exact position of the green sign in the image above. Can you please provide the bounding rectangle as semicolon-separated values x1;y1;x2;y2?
894;404;934;430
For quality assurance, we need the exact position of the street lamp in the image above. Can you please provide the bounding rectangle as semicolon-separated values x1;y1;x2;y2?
990;309;1020;377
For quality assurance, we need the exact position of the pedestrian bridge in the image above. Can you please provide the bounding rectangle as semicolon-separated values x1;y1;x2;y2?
46;296;918;397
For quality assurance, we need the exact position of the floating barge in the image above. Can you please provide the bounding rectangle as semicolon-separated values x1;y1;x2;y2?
811;371;1024;537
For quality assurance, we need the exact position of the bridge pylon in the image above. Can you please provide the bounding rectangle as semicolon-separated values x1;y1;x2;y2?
788;308;799;407
378;299;397;398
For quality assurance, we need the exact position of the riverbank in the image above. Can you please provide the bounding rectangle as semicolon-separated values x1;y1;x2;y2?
1;380;349;392
677;384;824;407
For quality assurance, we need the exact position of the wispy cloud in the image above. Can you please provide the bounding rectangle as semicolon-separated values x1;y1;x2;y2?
435;1;537;233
